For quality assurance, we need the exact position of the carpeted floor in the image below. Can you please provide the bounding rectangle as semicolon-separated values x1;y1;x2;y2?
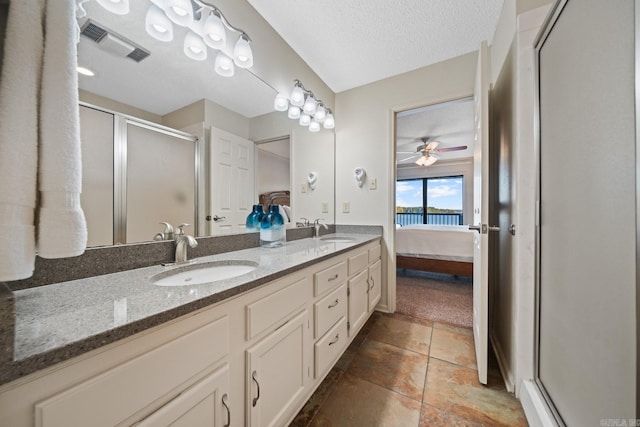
396;269;473;328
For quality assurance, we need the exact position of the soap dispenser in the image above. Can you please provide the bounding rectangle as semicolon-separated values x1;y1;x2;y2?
260;205;286;247
246;205;265;231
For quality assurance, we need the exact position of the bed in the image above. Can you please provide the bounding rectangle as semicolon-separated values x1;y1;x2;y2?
258;190;291;221
395;224;474;277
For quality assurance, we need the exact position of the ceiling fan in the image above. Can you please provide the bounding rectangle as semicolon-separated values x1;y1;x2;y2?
398;137;468;166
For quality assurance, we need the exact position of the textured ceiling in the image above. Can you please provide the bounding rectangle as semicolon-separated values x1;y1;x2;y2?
248;0;504;93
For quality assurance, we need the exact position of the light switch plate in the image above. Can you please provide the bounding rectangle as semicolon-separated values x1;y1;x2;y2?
343;201;350;213
369;178;377;190
301;183;307;193
322;202;329;213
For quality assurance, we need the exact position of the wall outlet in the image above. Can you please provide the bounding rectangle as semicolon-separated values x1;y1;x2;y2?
369;178;377;190
342;201;350;213
322;201;329;213
301;183;307;193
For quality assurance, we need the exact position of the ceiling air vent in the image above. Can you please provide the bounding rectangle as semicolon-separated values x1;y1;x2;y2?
80;19;150;63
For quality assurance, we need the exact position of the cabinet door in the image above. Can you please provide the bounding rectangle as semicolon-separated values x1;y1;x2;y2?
136;364;230;427
368;259;382;312
246;310;309;427
348;269;369;337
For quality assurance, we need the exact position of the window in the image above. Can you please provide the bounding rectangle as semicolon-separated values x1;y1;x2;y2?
396;176;463;225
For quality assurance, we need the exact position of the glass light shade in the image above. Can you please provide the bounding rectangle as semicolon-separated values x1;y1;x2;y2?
96;0;129;15
76;66;95;76
323;113;335;129
184;32;207;61
299;113;311;126
288;105;301;119
290;85;305;107
164;0;193;26
303;95;317;115
203;12;226;50
309;119;321;132
145;5;174;42
214;51;234;77
233;36;253;68
314;104;326;122
274;94;288;112
415;155;437;166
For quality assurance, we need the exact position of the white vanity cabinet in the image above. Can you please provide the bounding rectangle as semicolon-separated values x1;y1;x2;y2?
0;238;382;427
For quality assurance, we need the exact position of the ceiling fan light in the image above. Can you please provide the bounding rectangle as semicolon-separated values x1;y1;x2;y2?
233;36;253;68
184;32;207;61
309;119;321;132
145;5;174;42
96;0;129;15
214;51;234;77
303;95;317;115
299;113;311;126
288;105;301;119
203;12;226;49
290;85;305;107
274;94;289;111
323;113;335;129
164;0;193;26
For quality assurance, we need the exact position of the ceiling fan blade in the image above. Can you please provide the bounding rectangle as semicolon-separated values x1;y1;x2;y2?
399;153;419;162
433;145;468;153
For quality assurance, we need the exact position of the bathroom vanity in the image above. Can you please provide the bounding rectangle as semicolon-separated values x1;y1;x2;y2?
0;233;381;426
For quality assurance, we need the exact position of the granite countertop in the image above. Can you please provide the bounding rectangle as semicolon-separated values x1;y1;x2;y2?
0;233;380;386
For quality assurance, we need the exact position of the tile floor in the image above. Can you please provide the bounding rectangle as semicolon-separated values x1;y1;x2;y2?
290;312;527;427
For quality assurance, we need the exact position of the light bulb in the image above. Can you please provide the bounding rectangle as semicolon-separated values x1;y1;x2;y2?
290;85;304;107
314;104;326;122
96;0;129;15
274;94;288;112
184;32;207;61
233;36;253;68
323;113;335;129
145;5;173;42
288;105;301;119
299;114;311;126
164;0;193;26
303;95;317;115
214;51;234;77
203;12;226;50
309;120;321;132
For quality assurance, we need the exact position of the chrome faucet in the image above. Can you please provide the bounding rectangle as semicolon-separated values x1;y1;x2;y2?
313;219;328;238
173;224;197;263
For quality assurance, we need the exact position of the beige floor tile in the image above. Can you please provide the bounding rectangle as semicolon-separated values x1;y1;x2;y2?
433;321;473;337
419;404;483;427
368;314;433;355
386;312;434;328
348;338;428;401
290;368;343;427
430;327;477;370
423;358;527;427
309;372;422;427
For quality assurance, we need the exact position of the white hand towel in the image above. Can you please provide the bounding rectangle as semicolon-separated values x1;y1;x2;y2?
37;0;87;258
0;0;45;281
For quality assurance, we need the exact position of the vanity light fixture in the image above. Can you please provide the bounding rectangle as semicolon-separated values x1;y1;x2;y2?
98;0;254;78
276;80;335;132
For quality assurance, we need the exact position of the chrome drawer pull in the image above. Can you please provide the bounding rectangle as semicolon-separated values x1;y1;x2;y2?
328;273;339;281
329;333;340;346
222;393;231;427
328;299;339;309
252;370;261;407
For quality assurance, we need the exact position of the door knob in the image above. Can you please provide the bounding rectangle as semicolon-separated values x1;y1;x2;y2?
508;224;516;235
488;225;500;232
213;215;226;222
468;224;481;233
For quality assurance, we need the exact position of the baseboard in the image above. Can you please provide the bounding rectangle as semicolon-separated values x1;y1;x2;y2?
489;329;515;393
520;380;559;427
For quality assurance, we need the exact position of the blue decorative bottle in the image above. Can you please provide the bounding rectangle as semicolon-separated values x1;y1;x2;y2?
246;204;264;231
260;205;286;247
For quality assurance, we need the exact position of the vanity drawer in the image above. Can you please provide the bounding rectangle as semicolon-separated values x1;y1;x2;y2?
246;277;310;340
35;316;229;427
348;250;369;276
314;261;347;296
314;283;347;339
315;317;348;379
368;244;381;263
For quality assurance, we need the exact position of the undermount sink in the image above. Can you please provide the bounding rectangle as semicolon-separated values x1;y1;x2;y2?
319;236;356;243
152;260;258;287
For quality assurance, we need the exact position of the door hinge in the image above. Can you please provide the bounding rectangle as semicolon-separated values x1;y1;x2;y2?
347;287;350;297
347;321;350;331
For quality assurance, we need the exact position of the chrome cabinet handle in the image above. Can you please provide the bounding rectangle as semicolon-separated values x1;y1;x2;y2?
328;299;339;309
328;273;339;282
329;333;340;346
222;393;230;427
252;370;260;407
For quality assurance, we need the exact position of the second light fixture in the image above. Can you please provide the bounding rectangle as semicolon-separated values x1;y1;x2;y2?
274;80;335;132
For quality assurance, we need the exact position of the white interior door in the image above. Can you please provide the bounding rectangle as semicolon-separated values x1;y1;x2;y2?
209;127;255;235
471;41;490;385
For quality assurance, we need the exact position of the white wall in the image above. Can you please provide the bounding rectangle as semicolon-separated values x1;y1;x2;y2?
257;149;289;195
335;52;478;311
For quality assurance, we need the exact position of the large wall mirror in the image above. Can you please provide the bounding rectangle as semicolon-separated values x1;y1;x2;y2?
75;1;335;247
